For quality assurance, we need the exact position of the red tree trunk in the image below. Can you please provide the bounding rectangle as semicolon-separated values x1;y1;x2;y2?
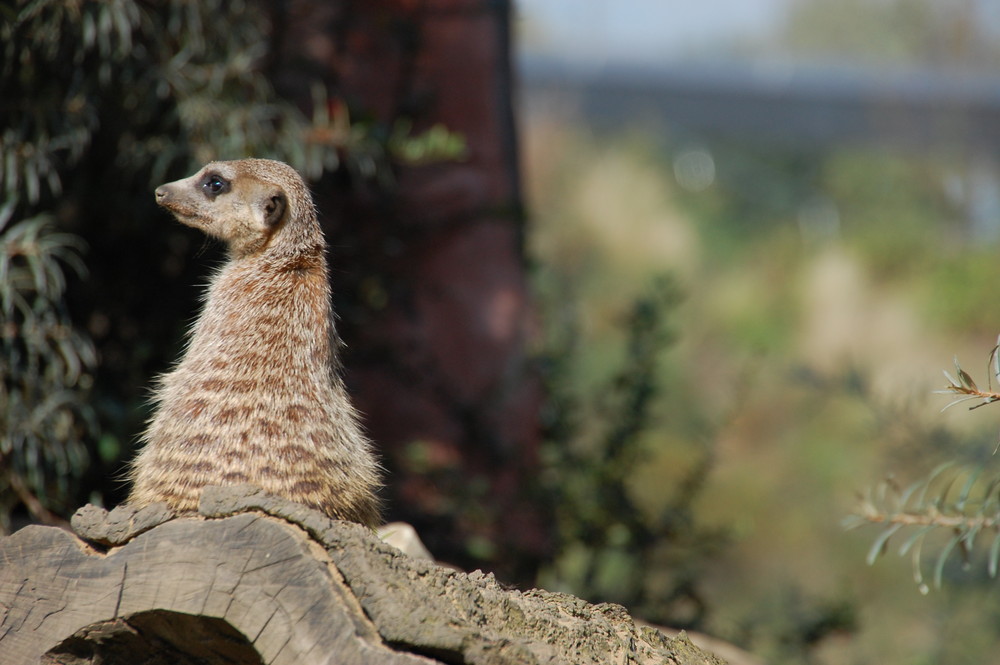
273;0;547;578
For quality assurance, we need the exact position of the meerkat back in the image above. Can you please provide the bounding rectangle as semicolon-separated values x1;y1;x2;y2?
127;159;381;526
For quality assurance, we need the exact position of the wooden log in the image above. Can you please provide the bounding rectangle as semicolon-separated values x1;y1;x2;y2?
0;486;725;665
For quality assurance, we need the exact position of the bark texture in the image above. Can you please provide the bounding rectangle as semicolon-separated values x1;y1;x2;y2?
0;486;725;665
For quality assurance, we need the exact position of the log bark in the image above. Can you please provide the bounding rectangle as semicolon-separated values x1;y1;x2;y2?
0;486;725;665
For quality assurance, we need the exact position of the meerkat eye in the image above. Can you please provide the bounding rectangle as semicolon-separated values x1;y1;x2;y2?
200;173;230;198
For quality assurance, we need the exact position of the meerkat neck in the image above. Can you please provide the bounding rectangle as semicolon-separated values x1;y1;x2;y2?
184;255;336;372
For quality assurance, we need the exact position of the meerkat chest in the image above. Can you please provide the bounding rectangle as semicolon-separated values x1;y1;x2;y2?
183;261;333;384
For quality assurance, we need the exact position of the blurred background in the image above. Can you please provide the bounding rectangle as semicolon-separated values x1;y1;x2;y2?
518;1;1000;663
5;1;1000;663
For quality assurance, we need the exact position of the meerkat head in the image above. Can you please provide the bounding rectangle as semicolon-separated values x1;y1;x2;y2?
154;159;318;258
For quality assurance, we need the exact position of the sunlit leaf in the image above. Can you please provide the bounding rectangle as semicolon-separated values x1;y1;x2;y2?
943;369;961;389
959;368;977;391
940;395;979;412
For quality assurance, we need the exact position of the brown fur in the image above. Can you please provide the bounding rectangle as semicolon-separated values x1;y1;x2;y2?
127;159;381;526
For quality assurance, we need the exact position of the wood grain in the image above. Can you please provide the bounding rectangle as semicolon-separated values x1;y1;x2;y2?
0;512;427;665
0;487;726;665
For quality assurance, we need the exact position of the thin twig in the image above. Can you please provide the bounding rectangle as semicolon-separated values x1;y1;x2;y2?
938;384;1000;411
859;509;1000;531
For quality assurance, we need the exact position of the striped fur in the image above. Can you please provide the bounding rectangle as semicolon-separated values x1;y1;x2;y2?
127;159;381;526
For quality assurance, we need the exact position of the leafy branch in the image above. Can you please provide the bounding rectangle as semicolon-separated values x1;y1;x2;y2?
847;463;1000;589
850;339;1000;588
1;214;96;532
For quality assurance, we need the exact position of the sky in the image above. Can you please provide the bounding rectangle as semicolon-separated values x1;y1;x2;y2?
516;0;788;65
516;0;1000;73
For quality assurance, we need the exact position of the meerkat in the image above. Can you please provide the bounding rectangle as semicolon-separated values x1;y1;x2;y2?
126;158;381;526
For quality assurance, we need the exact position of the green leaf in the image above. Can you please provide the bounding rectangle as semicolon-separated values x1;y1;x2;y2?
978;476;1000;510
867;523;903;566
989;532;1000;578
842;514;868;531
961;524;981;561
898;525;934;557
911;535;925;586
0;197;16;232
917;462;955;506
932;472;960;510
956;466;983;512
898;477;925;509
82;11;96;49
933;534;962;588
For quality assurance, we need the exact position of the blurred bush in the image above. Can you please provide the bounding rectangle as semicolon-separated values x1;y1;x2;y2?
0;213;95;532
523;112;1000;662
536;273;728;627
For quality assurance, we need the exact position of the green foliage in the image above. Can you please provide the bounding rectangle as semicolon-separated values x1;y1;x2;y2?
672;144;819;258
388;120;469;167
308;97;467;187
822;150;956;281
2;0;467;198
736;590;857;663
537;274;727;627
848;463;1000;590
924;252;1000;334
782;0;1000;71
671;139;963;283
851;347;1000;589
4;0;326;188
0;214;96;532
526;120;1000;662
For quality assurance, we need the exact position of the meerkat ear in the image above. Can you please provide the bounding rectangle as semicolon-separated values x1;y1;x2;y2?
263;191;287;227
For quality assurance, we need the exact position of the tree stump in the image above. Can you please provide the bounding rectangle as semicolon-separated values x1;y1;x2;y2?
0;486;725;665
